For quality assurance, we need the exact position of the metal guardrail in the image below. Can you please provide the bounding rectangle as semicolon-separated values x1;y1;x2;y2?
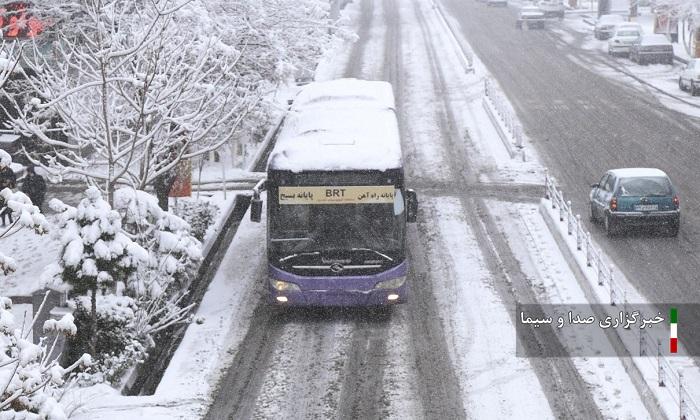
544;170;700;420
484;78;525;157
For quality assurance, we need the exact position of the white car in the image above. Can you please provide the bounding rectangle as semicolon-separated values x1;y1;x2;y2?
516;5;546;29
629;34;673;65
679;58;700;96
607;24;642;56
594;14;625;40
538;0;565;19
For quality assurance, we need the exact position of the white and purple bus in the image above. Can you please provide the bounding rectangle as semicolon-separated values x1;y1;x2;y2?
250;79;417;307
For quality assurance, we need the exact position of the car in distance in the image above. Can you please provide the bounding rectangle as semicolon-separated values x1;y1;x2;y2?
607;24;642;56
487;0;508;7
594;14;625;40
589;168;680;237
516;5;546;29
538;0;565;19
678;58;700;96
629;34;673;65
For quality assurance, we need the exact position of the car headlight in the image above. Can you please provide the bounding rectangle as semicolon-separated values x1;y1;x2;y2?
375;276;407;290
270;278;301;292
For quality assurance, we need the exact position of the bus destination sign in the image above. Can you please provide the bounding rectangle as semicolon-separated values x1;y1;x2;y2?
279;186;395;205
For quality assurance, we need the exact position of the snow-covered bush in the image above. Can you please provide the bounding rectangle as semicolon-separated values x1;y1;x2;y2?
112;188;200;342
0;182;49;275
64;297;146;387
173;199;219;242
0;295;91;419
47;187;201;387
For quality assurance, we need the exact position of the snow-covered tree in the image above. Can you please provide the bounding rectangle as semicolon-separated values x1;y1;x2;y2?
0;151;90;419
6;0;259;205
47;186;149;355
649;0;700;56
3;0;343;206
0;295;91;419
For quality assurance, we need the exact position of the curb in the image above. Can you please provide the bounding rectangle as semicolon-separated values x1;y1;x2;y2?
538;200;667;420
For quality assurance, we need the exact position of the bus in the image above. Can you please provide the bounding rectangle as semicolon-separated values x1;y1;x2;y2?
250;78;417;306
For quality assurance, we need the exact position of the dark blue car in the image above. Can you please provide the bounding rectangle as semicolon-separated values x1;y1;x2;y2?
589;168;680;236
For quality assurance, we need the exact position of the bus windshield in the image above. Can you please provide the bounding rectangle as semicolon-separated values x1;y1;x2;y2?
270;201;405;260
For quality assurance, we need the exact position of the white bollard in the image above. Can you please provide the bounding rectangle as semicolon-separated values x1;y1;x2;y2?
597;254;604;286
576;215;582;250
559;193;566;221
609;265;616;306
567;202;573;235
586;233;593;266
544;168;550;199
658;339;665;387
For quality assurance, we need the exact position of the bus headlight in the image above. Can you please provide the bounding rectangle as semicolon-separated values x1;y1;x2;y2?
270;279;301;292
374;276;406;290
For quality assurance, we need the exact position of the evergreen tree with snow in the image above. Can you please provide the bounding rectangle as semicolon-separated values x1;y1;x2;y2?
49;186;148;355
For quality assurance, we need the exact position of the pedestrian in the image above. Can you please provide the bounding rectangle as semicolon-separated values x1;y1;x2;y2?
21;165;46;210
0;161;16;227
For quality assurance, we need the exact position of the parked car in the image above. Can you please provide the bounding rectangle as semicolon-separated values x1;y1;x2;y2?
629;34;673;65
678;58;700;96
594;14;625;40
487;0;508;7
589;168;680;236
607;23;642;56
538;0;565;19
516;5;546;29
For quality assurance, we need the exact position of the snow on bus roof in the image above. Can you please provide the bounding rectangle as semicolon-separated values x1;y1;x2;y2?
268;79;402;172
292;78;395;110
609;168;668;178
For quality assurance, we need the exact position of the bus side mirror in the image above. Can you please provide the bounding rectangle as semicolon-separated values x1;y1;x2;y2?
406;189;417;223
250;197;263;223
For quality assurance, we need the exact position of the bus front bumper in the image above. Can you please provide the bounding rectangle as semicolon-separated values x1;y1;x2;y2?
270;287;407;306
268;263;408;307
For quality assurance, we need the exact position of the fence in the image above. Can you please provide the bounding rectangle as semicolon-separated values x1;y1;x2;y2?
483;78;524;157
544;169;700;420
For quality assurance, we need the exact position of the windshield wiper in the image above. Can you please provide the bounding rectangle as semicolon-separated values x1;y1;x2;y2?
279;251;320;263
351;248;394;262
270;237;312;242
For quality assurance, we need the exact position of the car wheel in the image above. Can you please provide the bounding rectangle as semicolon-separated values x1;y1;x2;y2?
604;214;617;237
590;203;598;222
679;77;685;91
667;223;679;237
692;81;698;96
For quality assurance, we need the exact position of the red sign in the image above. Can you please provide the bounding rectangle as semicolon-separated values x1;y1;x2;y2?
168;159;192;198
0;2;45;39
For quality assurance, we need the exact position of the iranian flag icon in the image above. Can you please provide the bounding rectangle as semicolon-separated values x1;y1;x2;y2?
670;308;678;354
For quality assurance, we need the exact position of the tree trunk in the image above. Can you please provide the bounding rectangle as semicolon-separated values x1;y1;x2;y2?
90;286;97;356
